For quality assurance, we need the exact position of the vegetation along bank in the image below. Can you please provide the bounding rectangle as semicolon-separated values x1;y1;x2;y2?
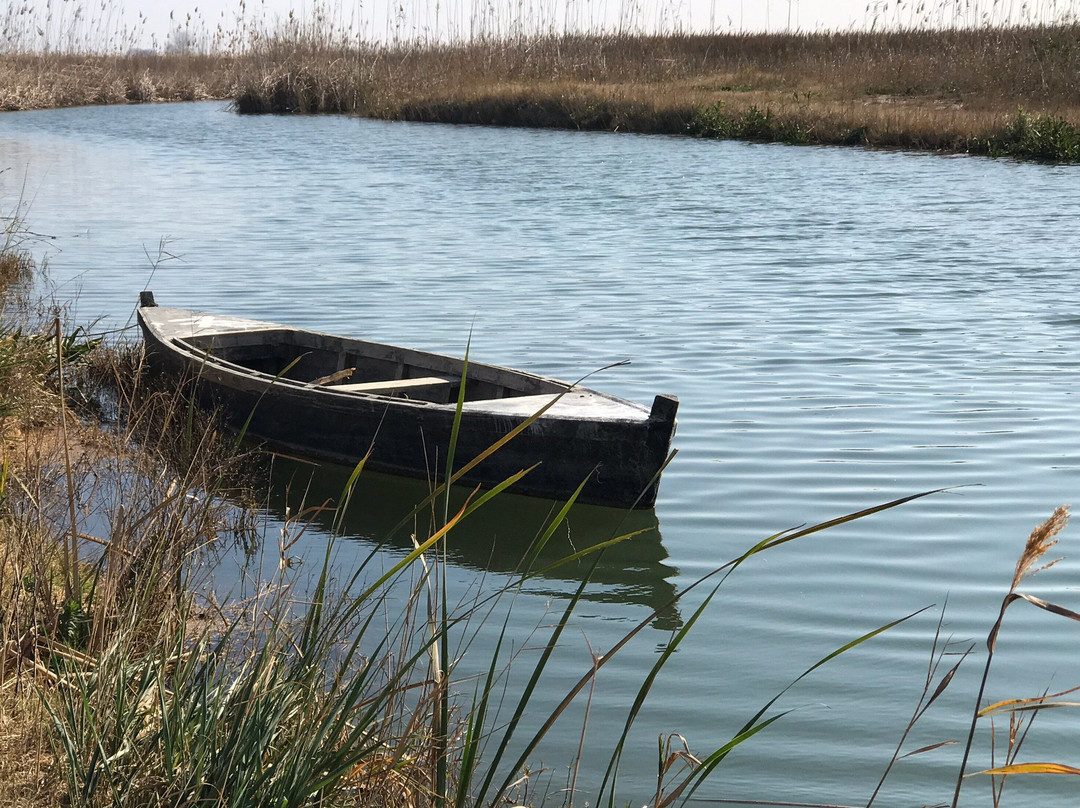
2;24;1079;161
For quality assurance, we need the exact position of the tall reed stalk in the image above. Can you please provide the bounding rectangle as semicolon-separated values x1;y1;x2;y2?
950;505;1080;806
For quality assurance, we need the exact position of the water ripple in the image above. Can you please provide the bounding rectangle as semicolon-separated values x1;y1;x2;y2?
2;101;1080;806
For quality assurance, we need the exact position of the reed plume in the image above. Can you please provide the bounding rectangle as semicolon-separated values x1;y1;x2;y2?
1008;504;1067;594
952;505;1074;807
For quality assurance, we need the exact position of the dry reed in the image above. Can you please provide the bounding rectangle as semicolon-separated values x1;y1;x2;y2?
2;17;1079;158
0;208;260;806
224;25;1080;158
0;52;235;110
952;505;1080;806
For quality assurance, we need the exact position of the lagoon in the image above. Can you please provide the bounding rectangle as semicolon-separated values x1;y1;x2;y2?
2;100;1079;806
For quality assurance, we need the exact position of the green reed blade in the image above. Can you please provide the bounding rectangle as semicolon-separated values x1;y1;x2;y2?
232;351;308;450
476;549;606;806
670;610;929;808
443;333;471;527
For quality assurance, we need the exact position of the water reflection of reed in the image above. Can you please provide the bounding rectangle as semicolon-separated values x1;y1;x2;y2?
264;456;682;632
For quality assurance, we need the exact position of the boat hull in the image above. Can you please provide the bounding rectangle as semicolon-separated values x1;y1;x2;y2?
138;297;677;509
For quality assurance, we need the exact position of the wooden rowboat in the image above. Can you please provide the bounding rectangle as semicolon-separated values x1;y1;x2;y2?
137;292;678;509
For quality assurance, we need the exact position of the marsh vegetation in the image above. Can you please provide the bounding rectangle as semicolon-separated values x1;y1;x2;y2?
1;0;1078;159
232;23;1080;160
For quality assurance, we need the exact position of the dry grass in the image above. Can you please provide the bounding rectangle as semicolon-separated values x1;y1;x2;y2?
951;505;1078;806
1010;504;1068;589
0;251;30;287
228;26;1080;157
2;24;1079;157
0;245;68;808
0;52;236;110
0;216;260;805
0;351;261;808
0;685;61;808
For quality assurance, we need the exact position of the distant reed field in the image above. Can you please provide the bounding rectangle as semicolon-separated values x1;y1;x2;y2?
228;24;1080;159
0;52;235;109
1;21;1078;159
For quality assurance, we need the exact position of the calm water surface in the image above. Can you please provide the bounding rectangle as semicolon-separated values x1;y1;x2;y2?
3;101;1080;806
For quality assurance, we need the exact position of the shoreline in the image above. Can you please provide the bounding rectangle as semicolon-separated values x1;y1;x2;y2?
0;26;1078;161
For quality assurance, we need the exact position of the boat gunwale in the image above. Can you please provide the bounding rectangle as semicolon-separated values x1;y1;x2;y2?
139;305;654;422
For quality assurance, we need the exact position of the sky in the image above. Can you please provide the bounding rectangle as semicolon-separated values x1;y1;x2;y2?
5;0;1076;51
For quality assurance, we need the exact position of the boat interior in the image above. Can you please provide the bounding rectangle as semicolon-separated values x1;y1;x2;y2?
179;328;565;405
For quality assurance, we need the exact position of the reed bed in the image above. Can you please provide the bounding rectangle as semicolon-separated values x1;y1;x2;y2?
1;15;1079;158
0;52;237;110
224;23;1080;160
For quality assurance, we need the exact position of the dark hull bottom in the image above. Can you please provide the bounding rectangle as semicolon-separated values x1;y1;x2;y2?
151;358;669;510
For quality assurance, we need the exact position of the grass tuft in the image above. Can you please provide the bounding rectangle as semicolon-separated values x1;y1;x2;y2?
988;109;1080;161
688;101;812;144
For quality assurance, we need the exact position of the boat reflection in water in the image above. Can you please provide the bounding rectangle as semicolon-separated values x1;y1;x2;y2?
264;456;682;632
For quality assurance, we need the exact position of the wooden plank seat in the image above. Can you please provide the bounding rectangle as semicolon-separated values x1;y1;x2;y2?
331;376;457;404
